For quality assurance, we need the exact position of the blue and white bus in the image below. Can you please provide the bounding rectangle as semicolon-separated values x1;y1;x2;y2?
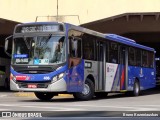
5;22;156;100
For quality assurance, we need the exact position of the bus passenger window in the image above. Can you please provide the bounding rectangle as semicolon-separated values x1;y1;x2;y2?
142;51;148;67
82;34;95;60
109;42;118;64
148;52;154;68
136;49;141;66
128;47;136;66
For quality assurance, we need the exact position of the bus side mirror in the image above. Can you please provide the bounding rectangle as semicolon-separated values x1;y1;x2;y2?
5;39;9;51
5;35;13;57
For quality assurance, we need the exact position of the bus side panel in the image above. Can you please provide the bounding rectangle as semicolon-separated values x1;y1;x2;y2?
106;63;125;92
84;60;98;91
128;66;156;90
67;60;84;92
139;67;156;89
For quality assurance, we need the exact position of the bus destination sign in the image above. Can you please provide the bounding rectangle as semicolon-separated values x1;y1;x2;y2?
16;25;61;33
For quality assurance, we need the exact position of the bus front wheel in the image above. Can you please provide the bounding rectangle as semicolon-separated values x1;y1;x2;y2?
73;78;94;101
34;92;54;101
133;81;140;96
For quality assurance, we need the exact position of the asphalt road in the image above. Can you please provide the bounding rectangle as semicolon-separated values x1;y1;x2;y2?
0;87;160;119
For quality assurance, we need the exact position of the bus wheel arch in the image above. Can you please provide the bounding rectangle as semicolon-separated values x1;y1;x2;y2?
86;74;95;87
133;78;140;96
73;76;95;101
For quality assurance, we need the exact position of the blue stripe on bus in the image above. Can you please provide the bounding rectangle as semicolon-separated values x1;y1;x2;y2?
67;60;84;92
10;64;68;82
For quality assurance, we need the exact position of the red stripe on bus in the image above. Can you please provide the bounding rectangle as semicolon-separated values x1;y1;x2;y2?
120;68;125;90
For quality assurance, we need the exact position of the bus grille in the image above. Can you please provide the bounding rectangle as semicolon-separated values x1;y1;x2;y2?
16;81;50;88
17;70;52;74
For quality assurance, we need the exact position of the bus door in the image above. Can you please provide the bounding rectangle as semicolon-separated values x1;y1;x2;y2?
97;41;106;91
119;46;128;91
68;36;84;92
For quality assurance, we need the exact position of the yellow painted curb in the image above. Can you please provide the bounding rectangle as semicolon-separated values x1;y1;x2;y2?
14;92;73;97
58;94;73;97
14;92;35;97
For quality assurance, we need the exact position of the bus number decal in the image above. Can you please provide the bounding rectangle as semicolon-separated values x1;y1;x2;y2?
43;76;50;80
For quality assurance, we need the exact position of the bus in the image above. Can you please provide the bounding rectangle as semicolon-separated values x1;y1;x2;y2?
5;22;156;100
155;58;160;86
0;46;10;89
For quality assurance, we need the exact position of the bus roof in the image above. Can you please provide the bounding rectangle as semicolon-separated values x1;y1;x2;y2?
105;34;155;52
64;22;105;38
16;22;62;26
15;22;155;52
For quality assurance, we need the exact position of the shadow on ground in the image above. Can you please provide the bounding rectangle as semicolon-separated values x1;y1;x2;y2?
18;86;160;103
0;87;11;92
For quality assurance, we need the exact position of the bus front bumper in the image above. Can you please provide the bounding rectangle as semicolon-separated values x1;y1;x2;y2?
10;79;67;92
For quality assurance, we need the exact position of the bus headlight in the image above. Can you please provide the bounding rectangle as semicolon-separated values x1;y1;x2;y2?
52;73;64;83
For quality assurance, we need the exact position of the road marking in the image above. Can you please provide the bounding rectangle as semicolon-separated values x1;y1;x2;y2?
0;109;10;111
0;95;7;97
0;104;159;111
65;104;159;111
0;104;84;111
137;105;160;107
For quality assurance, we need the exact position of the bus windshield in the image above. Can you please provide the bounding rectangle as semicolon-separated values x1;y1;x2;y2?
12;36;66;65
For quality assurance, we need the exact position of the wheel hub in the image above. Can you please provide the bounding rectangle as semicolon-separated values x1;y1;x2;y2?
82;84;90;95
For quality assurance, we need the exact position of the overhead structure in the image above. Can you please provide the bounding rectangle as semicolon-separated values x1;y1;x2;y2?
81;12;160;56
0;18;19;47
0;18;19;35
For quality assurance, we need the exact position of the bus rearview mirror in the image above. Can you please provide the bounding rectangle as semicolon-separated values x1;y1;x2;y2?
5;39;8;51
5;35;13;57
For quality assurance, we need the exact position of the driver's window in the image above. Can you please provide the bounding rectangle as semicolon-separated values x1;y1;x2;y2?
69;36;82;58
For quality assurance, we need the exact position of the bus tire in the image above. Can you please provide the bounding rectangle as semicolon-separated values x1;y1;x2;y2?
95;92;108;98
73;78;94;101
133;81;140;96
34;92;54;101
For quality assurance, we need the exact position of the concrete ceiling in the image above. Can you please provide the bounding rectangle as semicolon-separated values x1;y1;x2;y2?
81;12;160;34
81;12;160;56
81;12;160;43
0;18;20;35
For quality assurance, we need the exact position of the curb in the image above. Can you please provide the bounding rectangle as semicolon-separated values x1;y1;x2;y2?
14;92;73;98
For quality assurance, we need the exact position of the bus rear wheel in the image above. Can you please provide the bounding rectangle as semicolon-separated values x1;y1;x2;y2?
73;78;94;101
34;92;54;101
133;81;140;96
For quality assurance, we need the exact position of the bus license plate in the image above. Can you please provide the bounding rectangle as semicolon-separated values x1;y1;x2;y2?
28;84;37;88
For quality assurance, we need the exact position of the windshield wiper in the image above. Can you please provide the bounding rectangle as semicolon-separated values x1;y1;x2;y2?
38;34;52;48
24;37;30;49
